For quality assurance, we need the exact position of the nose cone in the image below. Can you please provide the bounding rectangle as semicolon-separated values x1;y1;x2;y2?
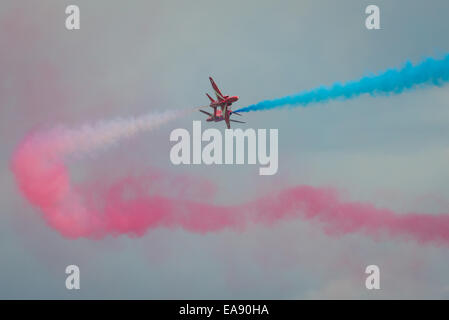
234;96;239;101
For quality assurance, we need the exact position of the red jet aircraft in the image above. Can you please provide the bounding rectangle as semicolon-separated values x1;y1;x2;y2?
199;77;245;129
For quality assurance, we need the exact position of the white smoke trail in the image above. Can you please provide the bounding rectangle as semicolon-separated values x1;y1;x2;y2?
27;109;186;161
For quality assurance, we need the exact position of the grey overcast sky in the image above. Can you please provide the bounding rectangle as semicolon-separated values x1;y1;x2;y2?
1;0;449;299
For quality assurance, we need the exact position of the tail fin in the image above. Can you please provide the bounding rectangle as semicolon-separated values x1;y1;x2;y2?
224;107;230;129
206;93;215;103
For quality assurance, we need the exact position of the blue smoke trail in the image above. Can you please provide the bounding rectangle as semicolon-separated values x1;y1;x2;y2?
235;54;449;113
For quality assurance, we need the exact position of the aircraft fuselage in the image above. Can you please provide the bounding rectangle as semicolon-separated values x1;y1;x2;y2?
210;96;239;108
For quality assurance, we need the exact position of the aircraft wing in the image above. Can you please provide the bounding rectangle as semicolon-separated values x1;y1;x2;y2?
230;119;246;124
209;77;225;101
199;109;213;116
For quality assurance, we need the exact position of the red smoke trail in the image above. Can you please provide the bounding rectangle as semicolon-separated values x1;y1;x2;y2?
11;118;449;244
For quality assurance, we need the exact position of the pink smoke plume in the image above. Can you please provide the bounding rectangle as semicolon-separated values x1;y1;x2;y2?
10;112;449;245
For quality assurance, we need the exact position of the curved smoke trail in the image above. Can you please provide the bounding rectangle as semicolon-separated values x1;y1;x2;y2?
10;110;449;245
11;110;186;238
235;53;449;113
